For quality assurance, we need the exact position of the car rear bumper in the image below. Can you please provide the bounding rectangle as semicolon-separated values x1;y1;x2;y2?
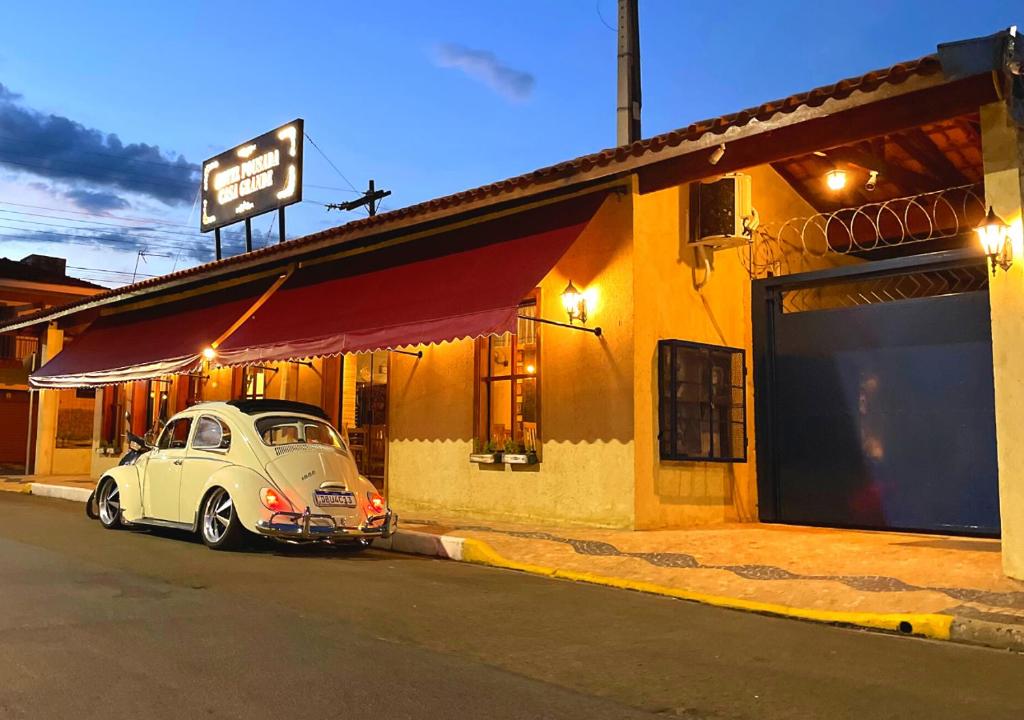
255;508;397;542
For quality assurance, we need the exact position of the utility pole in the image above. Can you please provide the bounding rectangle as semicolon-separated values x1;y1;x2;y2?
617;0;642;146
326;179;392;217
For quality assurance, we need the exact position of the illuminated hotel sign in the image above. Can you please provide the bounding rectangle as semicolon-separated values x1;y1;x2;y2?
200;119;304;233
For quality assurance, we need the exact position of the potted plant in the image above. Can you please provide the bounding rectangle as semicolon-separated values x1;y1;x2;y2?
469;438;503;464
502;439;538;465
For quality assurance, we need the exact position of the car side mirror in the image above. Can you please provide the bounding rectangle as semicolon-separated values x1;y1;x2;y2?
127;432;152;453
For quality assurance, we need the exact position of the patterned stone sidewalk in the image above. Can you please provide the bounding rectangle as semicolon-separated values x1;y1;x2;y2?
399;514;1024;629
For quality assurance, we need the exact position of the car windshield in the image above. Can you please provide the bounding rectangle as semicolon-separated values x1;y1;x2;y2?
255;416;346;450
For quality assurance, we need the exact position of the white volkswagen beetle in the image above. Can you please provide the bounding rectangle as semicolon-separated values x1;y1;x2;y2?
87;400;396;550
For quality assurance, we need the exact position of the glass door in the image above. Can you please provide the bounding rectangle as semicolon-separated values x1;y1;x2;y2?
338;351;388;490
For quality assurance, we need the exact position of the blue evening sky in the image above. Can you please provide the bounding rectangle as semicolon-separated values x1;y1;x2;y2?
0;1;1018;285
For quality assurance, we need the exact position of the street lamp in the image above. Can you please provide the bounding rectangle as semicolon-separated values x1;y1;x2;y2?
978;206;1012;275
561;280;587;325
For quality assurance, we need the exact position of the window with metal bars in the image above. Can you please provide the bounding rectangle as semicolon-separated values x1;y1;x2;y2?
657;340;746;462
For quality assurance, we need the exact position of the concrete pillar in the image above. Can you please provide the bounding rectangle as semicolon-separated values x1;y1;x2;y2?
91;387;104;451
32;324;64;476
981;100;1024;578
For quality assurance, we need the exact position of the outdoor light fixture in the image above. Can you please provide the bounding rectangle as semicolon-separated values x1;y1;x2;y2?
825;167;847;192
202;346;217;361
708;144;726;165
518;280;601;338
561;280;587;325
978;205;1013;275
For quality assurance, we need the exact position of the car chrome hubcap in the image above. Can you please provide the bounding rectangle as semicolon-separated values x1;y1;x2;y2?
98;480;119;524
203;488;233;544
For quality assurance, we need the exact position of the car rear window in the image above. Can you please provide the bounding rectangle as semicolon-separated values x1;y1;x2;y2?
255;416;345;450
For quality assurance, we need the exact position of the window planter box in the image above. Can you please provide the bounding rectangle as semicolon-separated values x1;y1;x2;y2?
470;452;503;464
503;452;539;465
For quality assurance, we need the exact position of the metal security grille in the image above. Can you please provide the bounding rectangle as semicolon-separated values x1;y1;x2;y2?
781;264;988;314
657;340;746;463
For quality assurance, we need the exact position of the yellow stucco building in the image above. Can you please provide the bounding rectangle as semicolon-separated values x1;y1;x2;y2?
7;29;1024;576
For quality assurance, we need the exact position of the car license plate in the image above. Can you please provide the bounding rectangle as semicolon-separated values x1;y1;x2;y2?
313;490;356;508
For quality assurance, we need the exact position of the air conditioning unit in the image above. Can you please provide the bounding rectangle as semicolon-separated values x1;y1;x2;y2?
689;173;757;248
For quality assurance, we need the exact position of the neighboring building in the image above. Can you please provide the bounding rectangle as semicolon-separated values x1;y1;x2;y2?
0;255;104;473
4;30;1024;577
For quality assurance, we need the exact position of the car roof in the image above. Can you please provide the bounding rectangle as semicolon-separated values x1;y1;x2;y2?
175;400;333;426
225;399;331;420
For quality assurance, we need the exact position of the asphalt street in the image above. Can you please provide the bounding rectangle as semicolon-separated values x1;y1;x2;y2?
0;492;1021;719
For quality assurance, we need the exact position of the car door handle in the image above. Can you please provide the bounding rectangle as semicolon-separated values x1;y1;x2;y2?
173;459;184;466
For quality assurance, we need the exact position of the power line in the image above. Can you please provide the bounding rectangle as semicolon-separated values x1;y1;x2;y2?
0;199;200;228
0;216;205;249
303;132;359;194
66;264;158;279
0;226;198;253
0;209;209;241
595;0;616;31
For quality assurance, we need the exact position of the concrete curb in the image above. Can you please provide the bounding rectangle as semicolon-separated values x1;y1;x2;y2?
28;483;93;503
951;615;1024;652
380;529;1024;653
372;530;469;559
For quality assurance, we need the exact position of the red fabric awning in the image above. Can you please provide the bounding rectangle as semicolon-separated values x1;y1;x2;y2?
215;192;606;366
30;280;276;388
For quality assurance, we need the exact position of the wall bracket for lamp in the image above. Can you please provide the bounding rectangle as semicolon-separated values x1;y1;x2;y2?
518;314;603;337
391;349;423;358
248;364;280;374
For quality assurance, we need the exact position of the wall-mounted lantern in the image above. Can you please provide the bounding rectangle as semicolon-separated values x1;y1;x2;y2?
561;280;587;325
978;205;1012;275
518;280;602;338
825;167;847;192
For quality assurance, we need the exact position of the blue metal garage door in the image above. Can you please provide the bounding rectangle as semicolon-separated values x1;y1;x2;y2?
753;250;1000;536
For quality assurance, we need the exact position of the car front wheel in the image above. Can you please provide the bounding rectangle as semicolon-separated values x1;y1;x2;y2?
97;477;123;529
200;487;247;551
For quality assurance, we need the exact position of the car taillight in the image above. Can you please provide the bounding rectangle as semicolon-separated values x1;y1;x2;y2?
366;491;386;516
260;487;291;512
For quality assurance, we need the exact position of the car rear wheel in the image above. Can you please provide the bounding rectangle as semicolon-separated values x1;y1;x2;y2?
201;487;246;551
97;478;123;529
